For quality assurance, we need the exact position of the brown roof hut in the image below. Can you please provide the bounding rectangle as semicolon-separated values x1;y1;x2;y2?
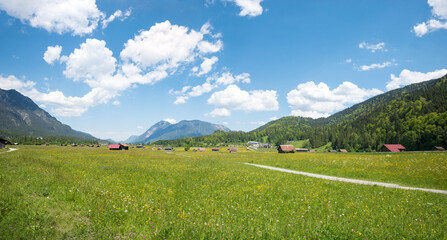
380;144;406;152
278;145;295;153
228;147;238;153
164;147;174;151
339;149;348;153
198;148;206;152
433;146;445;151
108;144;122;150
120;143;129;150
212;148;220;152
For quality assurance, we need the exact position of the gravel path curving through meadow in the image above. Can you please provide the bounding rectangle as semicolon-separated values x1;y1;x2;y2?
244;163;447;195
0;148;18;154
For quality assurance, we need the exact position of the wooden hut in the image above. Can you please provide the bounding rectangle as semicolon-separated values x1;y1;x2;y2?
198;148;206;152
164;147;174;151
136;145;145;149
120;143;129;150
278;145;295;153
212;148;220;152
329;150;337;153
339;149;348;153
108;144;122;150
433;146;445;151
228;147;238;153
380;144;406;152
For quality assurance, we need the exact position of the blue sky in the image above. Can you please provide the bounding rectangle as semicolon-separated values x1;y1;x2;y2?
1;0;447;141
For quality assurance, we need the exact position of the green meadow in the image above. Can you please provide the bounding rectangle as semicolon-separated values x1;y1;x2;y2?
0;146;446;239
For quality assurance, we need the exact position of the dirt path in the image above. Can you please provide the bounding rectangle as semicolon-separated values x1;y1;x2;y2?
0;148;18;154
244;163;447;195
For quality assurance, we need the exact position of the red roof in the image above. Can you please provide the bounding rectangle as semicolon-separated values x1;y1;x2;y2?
280;145;295;152
340;149;348;152
120;143;129;147
108;144;121;149
198;148;206;152
383;144;406;152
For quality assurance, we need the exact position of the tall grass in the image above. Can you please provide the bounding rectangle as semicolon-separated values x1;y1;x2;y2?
0;146;445;239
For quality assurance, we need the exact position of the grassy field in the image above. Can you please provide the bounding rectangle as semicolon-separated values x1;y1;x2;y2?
0;146;446;239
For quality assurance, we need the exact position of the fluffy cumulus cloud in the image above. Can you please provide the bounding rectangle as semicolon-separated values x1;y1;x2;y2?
43;45;62;64
0;0;113;35
120;20;222;76
171;71;251;104
207;84;278;117
194;56;219;76
28;21;223;116
386;69;447;90
287;81;383;119
0;75;35;90
414;0;447;36
359;42;387;53
228;0;264;17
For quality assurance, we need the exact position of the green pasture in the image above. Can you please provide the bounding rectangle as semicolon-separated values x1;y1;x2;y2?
0;145;446;239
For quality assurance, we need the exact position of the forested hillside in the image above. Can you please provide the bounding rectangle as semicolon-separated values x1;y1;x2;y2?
155;75;447;151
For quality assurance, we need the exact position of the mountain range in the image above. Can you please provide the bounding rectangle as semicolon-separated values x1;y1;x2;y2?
124;120;230;143
0;88;96;140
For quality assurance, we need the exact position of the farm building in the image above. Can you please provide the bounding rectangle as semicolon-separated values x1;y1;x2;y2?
0;138;11;149
108;143;129;150
198;148;206;152
164;147;174;151
309;150;316;153
329;150;337;153
433;146;445;151
380;144;406;152
248;141;259;146
228;147;238;153
212;148;219;152
296;148;308;152
136;145;145;149
258;143;271;148
340;149;348;153
278;145;295;153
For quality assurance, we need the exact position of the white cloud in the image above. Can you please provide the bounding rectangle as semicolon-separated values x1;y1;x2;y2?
62;39;117;84
0;0;105;35
174;96;189;104
228;0;264;17
358;61;393;71
196;56;218;76
137;126;143;129
287;81;383;119
101;9;131;29
112;100;120;105
163;118;177;124
413;0;447;36
207;84;278;117
0;75;35;90
251;121;265;125
189;81;217;97
208;108;231;117
386;69;447;90
359;42;387;53
120;20;222;73
429;0;447;19
414;19;447;37
43;45;62;64
216;72;250;85
269;116;278;121
345;59;352;63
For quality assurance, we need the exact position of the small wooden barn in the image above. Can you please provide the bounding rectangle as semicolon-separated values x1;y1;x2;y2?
108;143;129;150
228;147;238;153
278;145;295;153
136;145;145;149
164;147;174;151
339;149;348;153
212;148;220;152
120;143;129;150
380;144;406;152
433;146;445;151
198;148;206;152
295;148;308;152
329;150;337;153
